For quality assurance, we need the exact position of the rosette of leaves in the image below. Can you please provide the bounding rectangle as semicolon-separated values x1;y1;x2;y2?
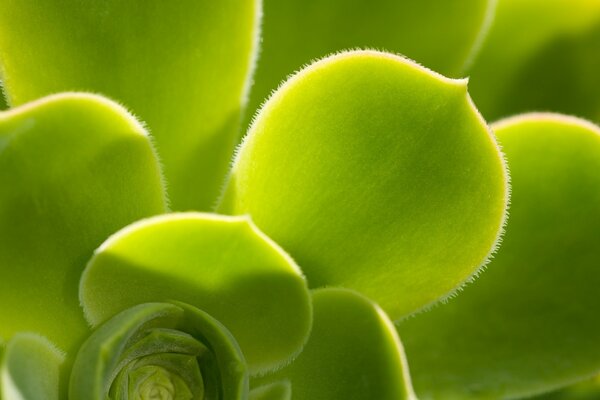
0;1;599;400
0;46;509;398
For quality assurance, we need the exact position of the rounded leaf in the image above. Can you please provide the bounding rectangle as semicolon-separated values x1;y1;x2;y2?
255;288;416;400
399;114;600;399
1;333;64;400
219;50;509;320
0;93;167;352
81;213;312;375
0;0;260;210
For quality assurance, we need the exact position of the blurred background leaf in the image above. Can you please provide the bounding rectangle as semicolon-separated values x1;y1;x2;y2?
253;288;416;400
467;0;600;122
0;0;260;210
398;114;600;399
244;0;497;130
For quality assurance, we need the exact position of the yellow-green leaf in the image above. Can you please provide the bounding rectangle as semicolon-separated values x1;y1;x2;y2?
399;114;600;399
80;213;312;375
0;93;167;353
253;288;416;400
0;0;260;210
1;333;64;400
219;50;509;320
467;0;600;122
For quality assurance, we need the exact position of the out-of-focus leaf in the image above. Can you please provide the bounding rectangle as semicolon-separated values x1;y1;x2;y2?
467;0;600;122
249;381;291;400
80;213;312;375
399;114;600;399
69;302;247;400
219;50;509;320
0;93;167;353
0;84;6;110
533;375;600;400
245;0;497;129
0;0;260;210
1;333;64;400
254;288;416;400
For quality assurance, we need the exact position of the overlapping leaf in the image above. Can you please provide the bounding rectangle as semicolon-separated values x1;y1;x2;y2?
0;93;167;353
245;0;497;128
254;288;416;400
399;114;600;399
80;213;312;375
1;333;63;400
219;50;509;320
0;0;260;210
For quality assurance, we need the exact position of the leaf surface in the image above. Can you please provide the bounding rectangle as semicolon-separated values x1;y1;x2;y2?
219;50;509;320
399;114;600;399
245;0;496;128
0;0;260;210
254;288;416;400
1;333;64;400
81;213;312;375
0;93;167;352
467;0;600;122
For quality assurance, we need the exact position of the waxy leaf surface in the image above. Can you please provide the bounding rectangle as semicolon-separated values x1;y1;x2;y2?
81;213;312;375
254;288;416;400
220;50;509;320
399;114;600;399
245;0;496;128
0;0;260;210
0;93;166;353
468;0;600;122
1;333;63;400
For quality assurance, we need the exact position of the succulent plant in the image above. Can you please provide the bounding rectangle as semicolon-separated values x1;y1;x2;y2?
0;1;598;400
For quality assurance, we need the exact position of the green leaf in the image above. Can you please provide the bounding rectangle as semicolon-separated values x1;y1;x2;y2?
249;381;291;400
399;114;600;399
0;84;7;110
1;333;64;400
80;213;312;375
245;0;496;129
0;93;167;353
467;0;600;122
0;0;260;210
69;302;247;400
219;50;509;320
533;375;600;400
254;288;416;400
